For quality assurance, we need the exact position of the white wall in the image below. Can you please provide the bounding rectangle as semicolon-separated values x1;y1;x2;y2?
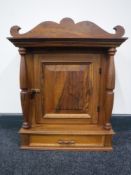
0;0;131;114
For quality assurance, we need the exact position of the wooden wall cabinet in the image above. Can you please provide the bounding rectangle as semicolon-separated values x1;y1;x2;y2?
8;18;127;151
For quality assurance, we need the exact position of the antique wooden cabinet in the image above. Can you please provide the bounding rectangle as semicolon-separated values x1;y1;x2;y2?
8;18;127;151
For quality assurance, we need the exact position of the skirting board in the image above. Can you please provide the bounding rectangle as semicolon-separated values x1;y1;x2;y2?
0;113;131;117
0;113;131;132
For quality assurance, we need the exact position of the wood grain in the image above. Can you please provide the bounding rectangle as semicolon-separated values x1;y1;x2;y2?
8;18;127;151
44;64;90;113
19;124;114;151
34;53;101;124
19;48;30;129
104;48;116;130
10;18;125;38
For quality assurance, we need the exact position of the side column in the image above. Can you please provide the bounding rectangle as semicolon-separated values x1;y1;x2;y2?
104;48;116;130
19;48;30;129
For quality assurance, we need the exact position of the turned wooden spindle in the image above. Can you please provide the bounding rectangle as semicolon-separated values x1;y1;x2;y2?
104;48;116;130
19;48;30;129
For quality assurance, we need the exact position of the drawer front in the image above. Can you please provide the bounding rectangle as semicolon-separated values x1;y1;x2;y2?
29;135;105;147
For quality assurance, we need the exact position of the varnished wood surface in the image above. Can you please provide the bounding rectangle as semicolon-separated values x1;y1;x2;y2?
20;125;114;135
29;135;105;147
19;124;114;150
20;146;113;151
104;48;116;130
8;38;127;48
10;18;125;38
8;18;127;48
19;124;114;151
44;65;90;113
34;53;101;124
19;48;30;129
44;114;91;119
8;18;127;151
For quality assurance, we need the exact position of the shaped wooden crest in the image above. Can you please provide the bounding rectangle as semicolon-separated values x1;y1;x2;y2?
10;17;125;39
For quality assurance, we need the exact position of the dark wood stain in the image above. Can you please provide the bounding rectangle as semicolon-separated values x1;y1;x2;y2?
8;18;127;151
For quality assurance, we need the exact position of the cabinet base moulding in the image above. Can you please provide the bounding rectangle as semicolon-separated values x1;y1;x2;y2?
19;125;115;151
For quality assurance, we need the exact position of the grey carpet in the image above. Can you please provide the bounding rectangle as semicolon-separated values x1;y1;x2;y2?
0;115;131;175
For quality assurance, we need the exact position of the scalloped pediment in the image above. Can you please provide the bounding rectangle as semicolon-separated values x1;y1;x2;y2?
10;18;125;39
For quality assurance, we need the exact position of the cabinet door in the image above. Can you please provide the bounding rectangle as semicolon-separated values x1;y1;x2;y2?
34;53;101;124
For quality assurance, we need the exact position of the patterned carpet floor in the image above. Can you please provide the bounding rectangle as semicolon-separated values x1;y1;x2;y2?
0;115;131;175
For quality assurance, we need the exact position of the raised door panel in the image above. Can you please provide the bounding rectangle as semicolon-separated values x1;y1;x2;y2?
34;53;101;124
43;63;92;117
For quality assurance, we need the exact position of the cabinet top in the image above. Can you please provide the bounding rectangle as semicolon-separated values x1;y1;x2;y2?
8;18;127;47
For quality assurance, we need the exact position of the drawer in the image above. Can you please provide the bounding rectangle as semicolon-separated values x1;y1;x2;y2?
29;134;105;147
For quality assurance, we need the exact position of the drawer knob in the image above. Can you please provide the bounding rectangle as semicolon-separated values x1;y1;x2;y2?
58;140;75;144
